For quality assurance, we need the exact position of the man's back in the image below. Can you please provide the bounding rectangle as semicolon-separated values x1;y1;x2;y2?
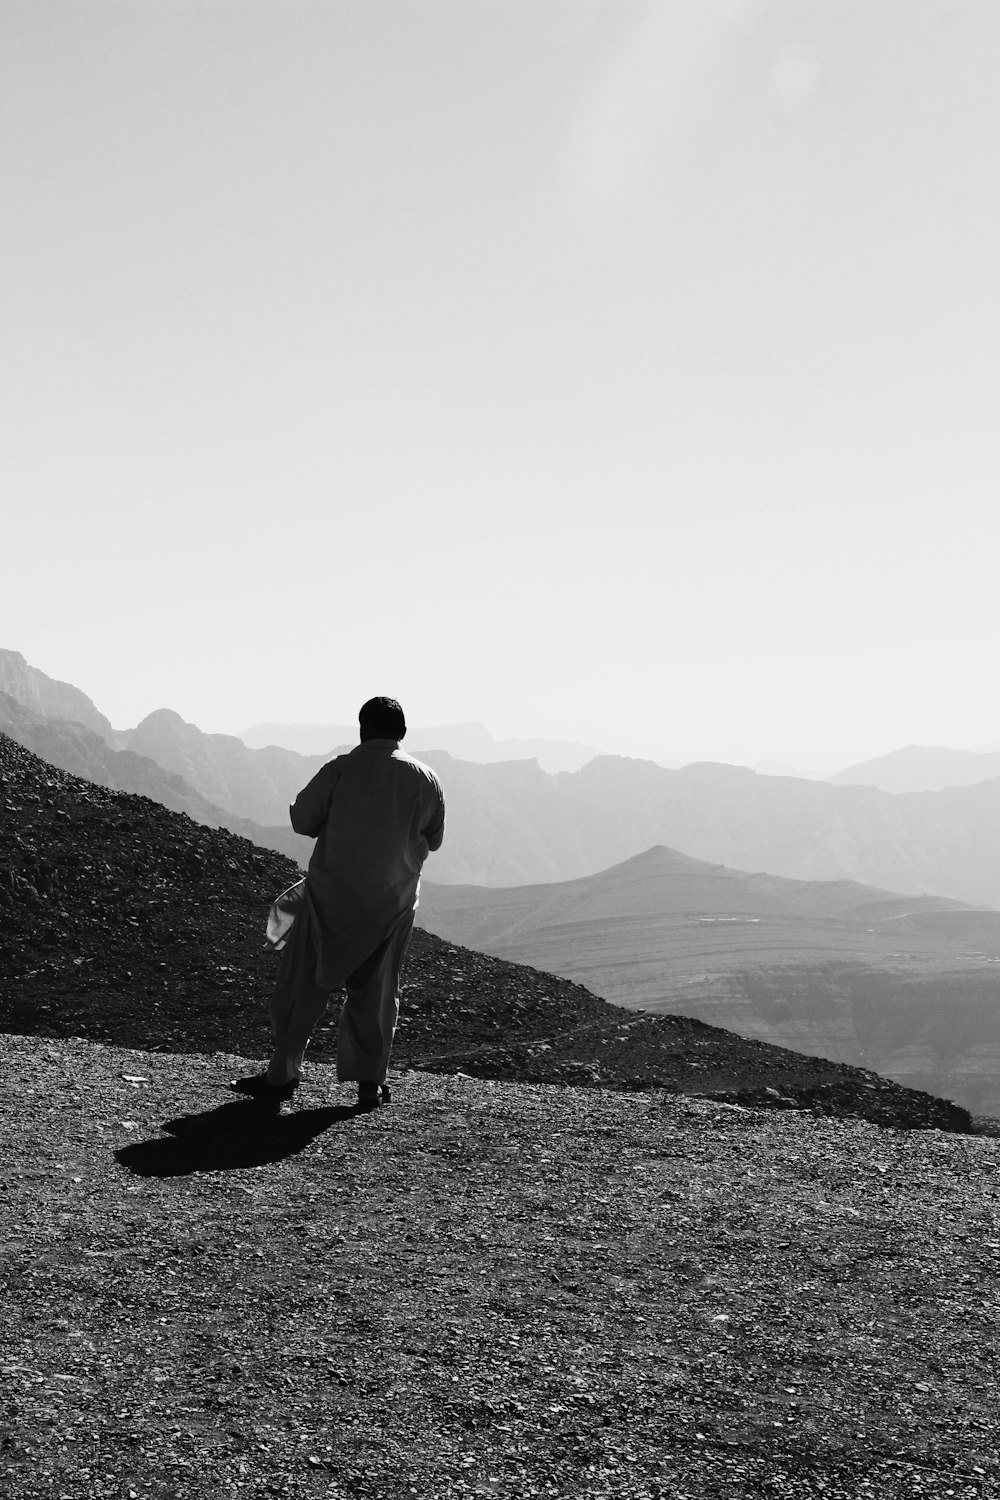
291;739;444;905
260;696;444;1095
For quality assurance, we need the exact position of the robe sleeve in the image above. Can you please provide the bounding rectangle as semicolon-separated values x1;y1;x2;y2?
289;760;342;837
422;784;446;852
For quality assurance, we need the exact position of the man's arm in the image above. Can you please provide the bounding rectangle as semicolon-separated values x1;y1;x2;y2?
289;761;340;837
422;786;445;852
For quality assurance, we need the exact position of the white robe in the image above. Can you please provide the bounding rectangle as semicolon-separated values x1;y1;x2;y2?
265;739;445;1086
290;739;444;988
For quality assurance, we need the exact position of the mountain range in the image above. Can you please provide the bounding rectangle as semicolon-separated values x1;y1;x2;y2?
10;649;1000;907
0;648;116;740
244;719;1000;795
409;750;1000;908
417;846;1000;1117
0;690;308;866
829;743;1000;793
240;718;604;773
6;646;1000;1121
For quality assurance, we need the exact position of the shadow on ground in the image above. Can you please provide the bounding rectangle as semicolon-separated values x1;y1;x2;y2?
115;1099;361;1177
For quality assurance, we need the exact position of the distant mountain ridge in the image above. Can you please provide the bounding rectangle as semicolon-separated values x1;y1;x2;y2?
121;708;329;829
829;743;1000;793
10;648;1000;907
0;649;116;743
240;719;604;774
418;845;1000;1116
407;750;1000;908
0;693;308;867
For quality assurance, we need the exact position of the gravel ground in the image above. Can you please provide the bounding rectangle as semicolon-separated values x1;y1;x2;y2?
2;1033;998;1500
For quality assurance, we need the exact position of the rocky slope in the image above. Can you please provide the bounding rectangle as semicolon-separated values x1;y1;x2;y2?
0;734;971;1133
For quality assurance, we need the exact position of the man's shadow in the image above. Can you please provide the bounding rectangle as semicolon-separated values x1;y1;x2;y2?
115;1098;361;1179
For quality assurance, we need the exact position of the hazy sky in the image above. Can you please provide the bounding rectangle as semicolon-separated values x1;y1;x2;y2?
3;1;999;769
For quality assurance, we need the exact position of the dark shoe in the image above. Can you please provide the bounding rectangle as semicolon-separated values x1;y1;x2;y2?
357;1081;381;1110
379;1081;392;1105
230;1073;299;1101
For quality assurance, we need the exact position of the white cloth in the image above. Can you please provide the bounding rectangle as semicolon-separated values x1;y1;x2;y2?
265;878;307;950
290;739;444;988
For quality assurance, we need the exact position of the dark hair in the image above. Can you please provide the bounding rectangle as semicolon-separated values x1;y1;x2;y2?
359;696;406;740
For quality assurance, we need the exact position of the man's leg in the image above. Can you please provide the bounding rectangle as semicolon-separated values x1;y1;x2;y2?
266;905;331;1086
336;910;415;1090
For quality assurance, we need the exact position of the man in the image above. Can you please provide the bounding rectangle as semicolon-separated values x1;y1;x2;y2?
245;697;444;1108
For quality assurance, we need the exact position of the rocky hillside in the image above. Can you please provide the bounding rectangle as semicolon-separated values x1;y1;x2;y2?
0;734;972;1133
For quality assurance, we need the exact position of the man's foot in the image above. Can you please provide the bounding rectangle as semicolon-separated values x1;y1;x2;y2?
357;1081;383;1110
230;1073;299;1101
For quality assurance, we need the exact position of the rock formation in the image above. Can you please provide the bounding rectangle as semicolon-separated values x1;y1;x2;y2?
0;648;116;743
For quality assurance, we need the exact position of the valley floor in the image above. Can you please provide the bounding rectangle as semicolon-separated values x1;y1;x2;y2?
2;1033;998;1500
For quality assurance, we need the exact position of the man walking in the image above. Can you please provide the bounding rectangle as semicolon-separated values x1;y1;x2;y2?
247;697;444;1108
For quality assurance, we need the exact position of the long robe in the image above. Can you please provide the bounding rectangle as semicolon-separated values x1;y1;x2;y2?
266;739;444;1085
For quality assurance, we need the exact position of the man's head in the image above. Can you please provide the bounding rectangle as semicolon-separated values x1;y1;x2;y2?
359;696;406;743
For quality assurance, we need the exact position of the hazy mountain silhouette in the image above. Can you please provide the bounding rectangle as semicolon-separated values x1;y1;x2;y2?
239;721;358;755
418;845;1000;1116
121;707;331;827
828;743;1000;793
240;719;604;774
405;752;1000;909
0;693;309;866
754;759;830;779
0;648;116;742
11;649;1000;909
